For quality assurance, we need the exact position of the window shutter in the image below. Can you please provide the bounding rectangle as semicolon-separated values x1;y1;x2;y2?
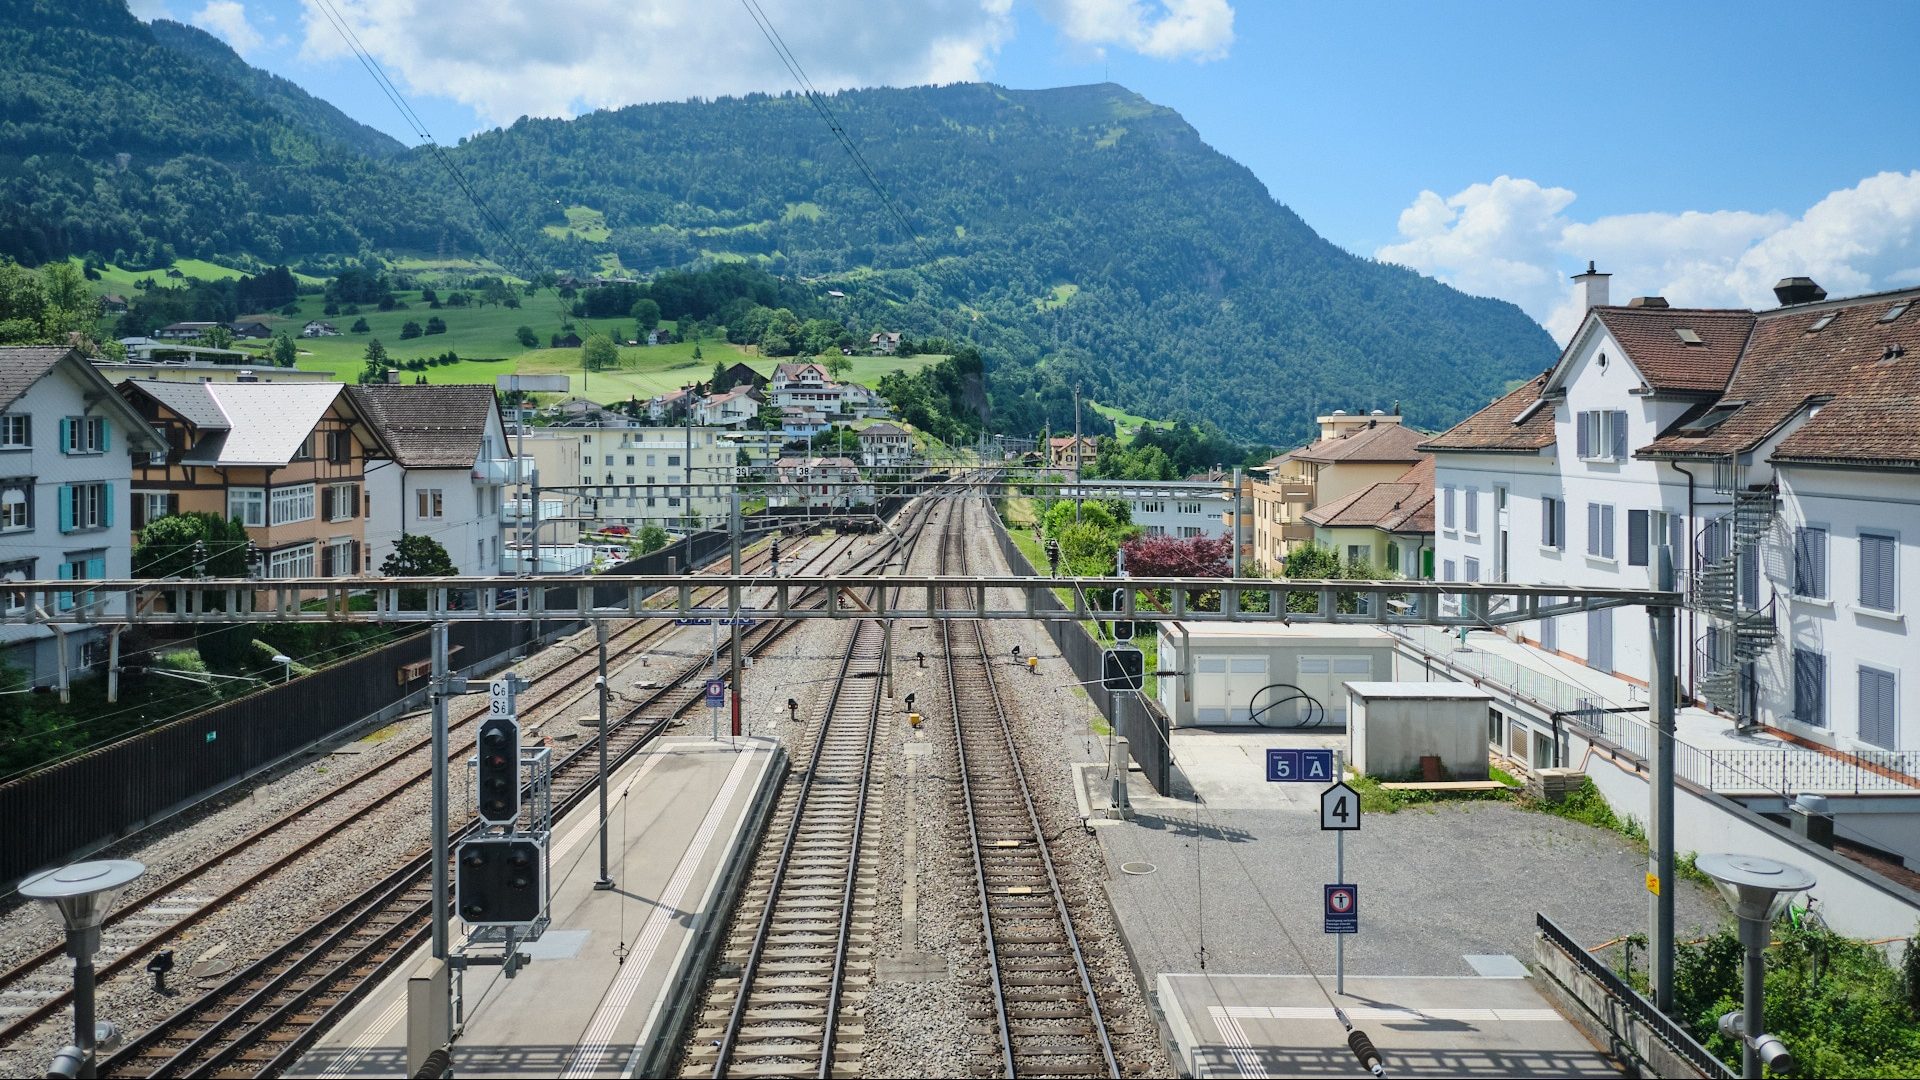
1464;489;1478;533
86;556;104;579
99;419;110;452
352;541;362;574
103;483;114;529
59;417;72;455
1576;412;1590;458
56;559;73;611
168;493;179;516
1587;503;1600;555
321;542;334;577
322;486;335;522
1541;498;1552;545
352;485;362;518
1611;411;1628;460
1811;529;1827;598
58;486;74;533
1628;510;1649;566
130;495;145;531
1670;514;1685;571
1555;499;1567;551
1602;505;1616;559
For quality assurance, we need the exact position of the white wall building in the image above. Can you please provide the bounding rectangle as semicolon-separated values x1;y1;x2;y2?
1061;477;1249;547
561;424;737;531
856;423;914;469
349;385;513;577
693;385;763;428
1427;269;1920;756
771;456;873;510
0;347;166;686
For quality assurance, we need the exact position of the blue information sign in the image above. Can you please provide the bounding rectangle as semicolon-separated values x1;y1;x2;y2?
1324;883;1358;934
704;678;727;708
1266;748;1335;783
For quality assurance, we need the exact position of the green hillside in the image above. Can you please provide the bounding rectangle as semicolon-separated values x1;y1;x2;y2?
0;1;1558;442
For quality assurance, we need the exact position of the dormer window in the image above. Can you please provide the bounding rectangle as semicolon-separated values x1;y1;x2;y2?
1807;313;1836;332
1880;301;1910;323
1674;328;1703;346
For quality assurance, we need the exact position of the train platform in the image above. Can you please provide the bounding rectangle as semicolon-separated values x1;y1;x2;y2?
289;735;785;1079
1159;973;1617;1078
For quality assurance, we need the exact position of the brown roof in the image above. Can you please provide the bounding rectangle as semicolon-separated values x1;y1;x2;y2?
1302;457;1434;532
1420;373;1558;454
1640;288;1920;467
1290;421;1427;464
1591;306;1754;394
0;346;75;411
345;384;500;468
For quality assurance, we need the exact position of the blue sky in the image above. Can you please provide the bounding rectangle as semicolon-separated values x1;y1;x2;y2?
138;1;1920;336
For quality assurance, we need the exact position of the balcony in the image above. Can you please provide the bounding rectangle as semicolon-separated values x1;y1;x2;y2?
1280;522;1316;543
1278;481;1314;500
472;456;533;486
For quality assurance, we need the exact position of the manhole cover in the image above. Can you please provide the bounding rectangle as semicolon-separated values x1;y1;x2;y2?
1120;861;1157;876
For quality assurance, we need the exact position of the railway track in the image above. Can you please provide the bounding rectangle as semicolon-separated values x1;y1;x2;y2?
89;496;946;1078
939;498;1120;1080
0;534;847;1050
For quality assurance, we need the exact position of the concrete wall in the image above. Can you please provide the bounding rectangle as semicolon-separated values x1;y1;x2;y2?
1350;693;1491;780
1156;628;1396;727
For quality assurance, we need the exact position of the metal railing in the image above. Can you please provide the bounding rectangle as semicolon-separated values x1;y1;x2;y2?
1536;913;1736;1080
1393;626;1920;797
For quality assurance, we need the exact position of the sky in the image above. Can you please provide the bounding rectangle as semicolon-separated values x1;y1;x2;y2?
133;0;1920;340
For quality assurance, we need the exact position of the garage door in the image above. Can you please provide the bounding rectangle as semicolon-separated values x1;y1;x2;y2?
1194;655;1229;723
1298;655;1375;725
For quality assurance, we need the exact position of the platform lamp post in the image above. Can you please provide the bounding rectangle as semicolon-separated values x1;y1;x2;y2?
21;859;146;1079
272;653;292;685
1696;853;1814;1079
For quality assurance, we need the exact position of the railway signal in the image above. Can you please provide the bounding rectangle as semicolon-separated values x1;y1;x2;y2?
476;714;521;826
456;836;546;926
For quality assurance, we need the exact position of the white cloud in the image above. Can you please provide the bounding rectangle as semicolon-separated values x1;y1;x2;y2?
297;1;1232;130
127;0;174;19
1376;171;1920;341
193;0;264;55
1038;0;1234;60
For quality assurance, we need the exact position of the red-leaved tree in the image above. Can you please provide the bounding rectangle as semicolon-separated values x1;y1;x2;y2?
1119;534;1231;578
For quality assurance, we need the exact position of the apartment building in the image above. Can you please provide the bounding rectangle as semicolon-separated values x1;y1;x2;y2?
560;423;736;532
770;457;874;510
1301;457;1435;578
348;385;513;576
856;423;914;469
1047;435;1098;470
0;347;167;686
1247;411;1426;571
1428;268;1920;755
118;379;388;582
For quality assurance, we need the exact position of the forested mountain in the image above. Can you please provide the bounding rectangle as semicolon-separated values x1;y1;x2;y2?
0;0;1557;442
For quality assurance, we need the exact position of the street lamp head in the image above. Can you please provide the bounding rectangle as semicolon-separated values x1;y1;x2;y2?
271;654;291;665
1695;853;1815;923
20;859;146;934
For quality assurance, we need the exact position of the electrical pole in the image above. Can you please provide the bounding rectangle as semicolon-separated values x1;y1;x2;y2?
1649;544;1677;1010
1231;466;1243;579
730;485;743;737
430;623;450;961
1073;382;1083;525
684;387;697;568
593;621;613;890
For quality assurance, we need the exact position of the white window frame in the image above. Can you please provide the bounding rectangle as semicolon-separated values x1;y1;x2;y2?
140;492;171;525
326;536;356;577
64;416;107;455
0;413;28;449
267;543;317;580
0;558;33;614
326;482;359;522
70;483;108;531
270;483;316;526
1;480;29;532
416;488;445;520
228;487;266;527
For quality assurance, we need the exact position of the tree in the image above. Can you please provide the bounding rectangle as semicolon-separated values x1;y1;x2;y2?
481;280;515;309
203;324;235;349
692;342;703;360
581;332;619;371
350;316;370;333
630;297;661;331
358;338;390;384
516;325;538;348
825;353;853;380
271;332;297;367
710;360;732;391
381;533;457;577
424;316;446;335
628;525;670;558
399;320;423;339
133;512;251;578
1120;535;1231;578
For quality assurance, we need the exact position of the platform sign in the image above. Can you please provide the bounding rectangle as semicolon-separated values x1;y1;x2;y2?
1324;884;1359;934
489;678;515;719
1320;782;1360;831
704;678;727;709
1266;748;1335;783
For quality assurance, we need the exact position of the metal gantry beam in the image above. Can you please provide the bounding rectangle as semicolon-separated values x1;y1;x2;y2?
4;575;1679;627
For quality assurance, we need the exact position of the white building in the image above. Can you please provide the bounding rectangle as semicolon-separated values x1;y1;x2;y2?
1060;477;1249;547
769;362;846;413
1427;269;1920;756
693;385;763;429
771;456;873;510
348;384;513;576
856;423;914;469
0;347;167;687
561;423;737;531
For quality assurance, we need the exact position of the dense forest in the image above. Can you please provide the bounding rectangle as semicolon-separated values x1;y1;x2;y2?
0;0;1558;441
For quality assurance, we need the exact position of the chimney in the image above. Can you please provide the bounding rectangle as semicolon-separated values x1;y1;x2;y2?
1626;296;1669;309
385;367;400;384
1773;277;1827;306
1572;261;1611;310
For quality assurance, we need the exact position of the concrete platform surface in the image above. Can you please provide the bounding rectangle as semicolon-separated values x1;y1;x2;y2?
1161;973;1619;1078
290;736;784;1079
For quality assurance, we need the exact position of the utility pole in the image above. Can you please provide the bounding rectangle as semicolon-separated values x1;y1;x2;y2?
1231;466;1243;580
1648;544;1677;1010
730;485;743;737
684;386;697;568
429;623;451;961
593;621;613;890
1073;382;1083;525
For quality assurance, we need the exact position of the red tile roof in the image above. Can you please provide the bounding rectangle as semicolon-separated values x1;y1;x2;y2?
1420;373;1558;453
1290;420;1427;464
1302;457;1434;532
1592;306;1754;394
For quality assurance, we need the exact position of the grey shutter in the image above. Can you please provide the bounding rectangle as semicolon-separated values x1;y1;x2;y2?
1555;499;1567;551
1601;505;1616;559
1795;649;1826;727
1541;497;1552;546
1464;489;1478;533
1861;534;1895;610
1587;503;1601;555
1795;527;1827;598
1587;608;1613;672
1611;410;1628;460
1628;509;1649;566
1576;412;1590;458
321;542;334;577
1669;514;1685;571
1860;668;1896;749
322;485;335;523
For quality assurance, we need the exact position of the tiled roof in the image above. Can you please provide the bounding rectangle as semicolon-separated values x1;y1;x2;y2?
125;381;350;466
123;378;231;429
346;384;499;468
1290;420;1427;464
1640;288;1920;467
860;423;908;437
1302;457;1434;532
1592;306;1754;394
0;346;74;411
1420;373;1558;453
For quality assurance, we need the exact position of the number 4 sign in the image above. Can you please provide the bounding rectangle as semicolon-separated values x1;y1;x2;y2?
1320;781;1360;831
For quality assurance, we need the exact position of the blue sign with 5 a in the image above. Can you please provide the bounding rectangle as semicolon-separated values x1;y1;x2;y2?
1265;748;1335;783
